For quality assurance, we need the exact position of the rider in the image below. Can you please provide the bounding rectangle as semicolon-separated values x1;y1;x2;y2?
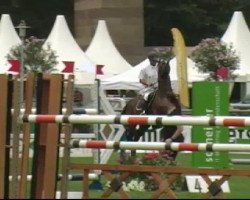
136;50;159;112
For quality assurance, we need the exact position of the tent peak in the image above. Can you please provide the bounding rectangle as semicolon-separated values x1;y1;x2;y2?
43;14;96;84
86;19;132;77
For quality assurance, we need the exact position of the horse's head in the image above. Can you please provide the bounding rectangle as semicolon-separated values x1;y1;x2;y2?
157;59;170;79
156;59;173;92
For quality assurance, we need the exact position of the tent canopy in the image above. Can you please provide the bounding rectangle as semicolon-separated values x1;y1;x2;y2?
0;14;21;73
221;11;250;81
101;59;149;90
101;57;207;91
86;20;132;78
43;15;96;75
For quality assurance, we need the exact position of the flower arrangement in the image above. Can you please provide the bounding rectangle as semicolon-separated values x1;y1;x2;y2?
105;178;145;192
191;37;240;81
112;152;184;192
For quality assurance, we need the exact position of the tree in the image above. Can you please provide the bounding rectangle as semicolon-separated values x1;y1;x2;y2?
144;0;250;46
7;36;58;73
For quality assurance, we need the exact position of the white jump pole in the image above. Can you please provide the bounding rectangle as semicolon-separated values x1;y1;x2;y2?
71;140;250;152
22;114;250;127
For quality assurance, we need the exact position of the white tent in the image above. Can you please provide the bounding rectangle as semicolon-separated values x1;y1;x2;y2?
0;14;21;73
221;11;250;81
43;15;96;84
169;57;208;92
101;58;149;90
86;20;132;78
101;57;207;92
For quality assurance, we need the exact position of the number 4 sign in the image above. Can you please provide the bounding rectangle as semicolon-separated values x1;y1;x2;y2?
186;176;230;193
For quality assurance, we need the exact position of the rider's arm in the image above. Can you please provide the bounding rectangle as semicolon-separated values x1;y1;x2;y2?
139;68;149;87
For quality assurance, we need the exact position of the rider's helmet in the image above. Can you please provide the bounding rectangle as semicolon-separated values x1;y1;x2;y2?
147;50;158;66
147;50;157;60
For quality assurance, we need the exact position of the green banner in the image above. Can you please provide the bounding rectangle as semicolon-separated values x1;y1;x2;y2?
192;82;229;168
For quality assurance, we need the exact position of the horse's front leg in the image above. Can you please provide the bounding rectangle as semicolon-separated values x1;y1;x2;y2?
134;125;150;141
120;125;137;163
125;125;137;142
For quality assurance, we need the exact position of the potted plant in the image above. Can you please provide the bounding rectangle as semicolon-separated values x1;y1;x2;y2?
191;37;240;81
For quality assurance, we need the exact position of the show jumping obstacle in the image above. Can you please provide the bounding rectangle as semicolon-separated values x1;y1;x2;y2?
71;140;250;152
1;73;250;199
0;73;74;199
69;163;250;199
0;75;11;199
21;114;250;127
9;173;98;182
12;107;98;115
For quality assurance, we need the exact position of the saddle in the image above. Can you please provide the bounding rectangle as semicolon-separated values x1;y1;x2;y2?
145;90;157;112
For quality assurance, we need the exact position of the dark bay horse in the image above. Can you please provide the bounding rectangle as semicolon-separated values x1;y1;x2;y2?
121;60;183;158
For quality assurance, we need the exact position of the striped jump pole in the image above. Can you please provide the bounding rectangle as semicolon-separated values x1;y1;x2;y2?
9;173;98;182
62;108;98;115
13;107;98;115
22;114;250;127
71;140;250;152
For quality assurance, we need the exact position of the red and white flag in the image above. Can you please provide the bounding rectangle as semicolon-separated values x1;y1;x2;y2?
62;61;74;74
8;60;20;74
96;64;104;76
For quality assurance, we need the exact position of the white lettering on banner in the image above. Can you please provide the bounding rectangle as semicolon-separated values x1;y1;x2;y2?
204;127;214;162
215;86;221;115
205;108;214;163
205;108;213;115
214;128;221;160
229;128;250;143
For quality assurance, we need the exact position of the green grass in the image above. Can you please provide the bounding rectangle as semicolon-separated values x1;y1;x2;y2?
64;152;250;199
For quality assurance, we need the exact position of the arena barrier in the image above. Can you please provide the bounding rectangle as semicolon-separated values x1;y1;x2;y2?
71;140;250;152
21;114;250;127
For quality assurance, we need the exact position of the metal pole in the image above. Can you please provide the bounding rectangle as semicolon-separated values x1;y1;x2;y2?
16;20;30;107
20;44;24;107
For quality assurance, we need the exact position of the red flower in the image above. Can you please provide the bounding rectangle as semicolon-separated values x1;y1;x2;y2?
143;153;159;160
160;150;174;160
216;66;229;80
